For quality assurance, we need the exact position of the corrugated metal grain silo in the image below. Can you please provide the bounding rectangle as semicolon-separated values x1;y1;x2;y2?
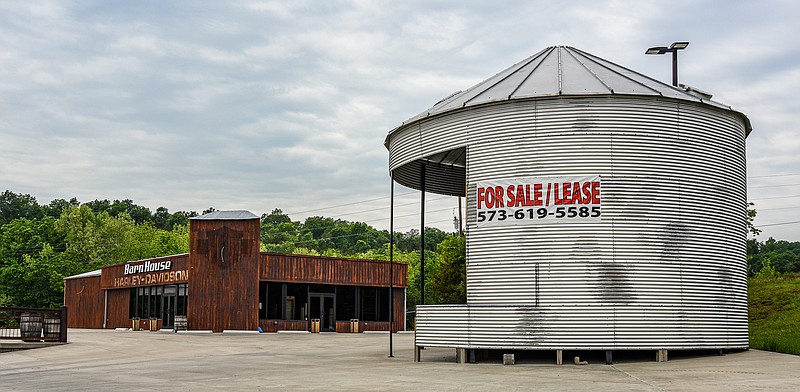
384;46;752;360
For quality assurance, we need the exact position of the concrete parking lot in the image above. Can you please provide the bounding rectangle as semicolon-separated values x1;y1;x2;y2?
1;329;798;391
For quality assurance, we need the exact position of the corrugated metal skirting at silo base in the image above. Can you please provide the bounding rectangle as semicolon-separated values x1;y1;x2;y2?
415;304;748;350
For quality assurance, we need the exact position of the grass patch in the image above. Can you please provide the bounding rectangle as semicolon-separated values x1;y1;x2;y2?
749;274;800;356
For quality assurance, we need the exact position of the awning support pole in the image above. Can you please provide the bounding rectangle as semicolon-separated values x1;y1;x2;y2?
420;162;426;307
389;172;395;358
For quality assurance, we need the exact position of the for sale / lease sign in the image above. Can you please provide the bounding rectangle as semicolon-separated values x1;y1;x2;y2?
475;176;601;227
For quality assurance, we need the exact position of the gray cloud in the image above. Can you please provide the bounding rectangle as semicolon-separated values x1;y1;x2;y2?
0;0;798;240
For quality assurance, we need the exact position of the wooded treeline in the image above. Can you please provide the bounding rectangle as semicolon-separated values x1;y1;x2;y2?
0;191;466;311
3;189;796;312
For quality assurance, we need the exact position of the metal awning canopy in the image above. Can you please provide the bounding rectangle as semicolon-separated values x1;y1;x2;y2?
392;147;466;197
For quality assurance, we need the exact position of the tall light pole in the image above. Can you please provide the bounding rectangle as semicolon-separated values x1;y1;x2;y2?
645;41;689;87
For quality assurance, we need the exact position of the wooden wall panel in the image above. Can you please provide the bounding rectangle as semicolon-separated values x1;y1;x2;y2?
105;289;130;329
261;253;408;288
392;288;405;332
359;321;390;332
63;275;103;328
189;219;260;332
259;320;308;332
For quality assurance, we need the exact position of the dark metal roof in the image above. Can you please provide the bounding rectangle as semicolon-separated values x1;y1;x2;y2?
386;45;752;144
191;210;259;220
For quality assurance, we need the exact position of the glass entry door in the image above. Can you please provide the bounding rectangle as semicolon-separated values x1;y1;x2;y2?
161;285;177;328
309;294;335;332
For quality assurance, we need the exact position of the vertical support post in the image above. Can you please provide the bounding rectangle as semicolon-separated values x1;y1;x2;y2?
656;349;669;362
458;197;463;236
414;331;421;362
60;305;68;343
672;50;679;87
605;350;613;365
556;349;563;365
419;162;426;307
103;289;108;329
457;348;467;364
388;173;395;358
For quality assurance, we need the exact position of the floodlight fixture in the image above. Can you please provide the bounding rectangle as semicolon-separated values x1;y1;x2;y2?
670;41;689;50
645;41;690;86
646;46;668;55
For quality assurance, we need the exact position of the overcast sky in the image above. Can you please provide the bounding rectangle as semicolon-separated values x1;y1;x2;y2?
1;0;798;241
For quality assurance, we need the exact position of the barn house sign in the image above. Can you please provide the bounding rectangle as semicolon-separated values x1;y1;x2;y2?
124;260;172;275
100;255;190;289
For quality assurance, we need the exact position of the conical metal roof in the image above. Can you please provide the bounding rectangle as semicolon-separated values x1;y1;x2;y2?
390;46;751;134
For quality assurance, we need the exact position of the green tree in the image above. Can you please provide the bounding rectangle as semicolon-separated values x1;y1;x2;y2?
260;209;300;250
747;237;800;277
0;217;66;266
115;223;190;262
43;197;80;218
56;205;136;265
747;202;761;236
0;190;44;225
429;235;467;304
0;244;82;307
754;257;779;279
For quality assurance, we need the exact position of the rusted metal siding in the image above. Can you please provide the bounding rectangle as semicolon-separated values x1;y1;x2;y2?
394;95;748;350
63;275;103;329
105;289;130;329
188;218;261;332
261;253;408;288
259;320;307;332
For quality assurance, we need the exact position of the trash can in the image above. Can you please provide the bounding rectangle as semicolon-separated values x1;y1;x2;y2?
149;317;159;331
132;317;140;331
350;319;359;333
311;319;320;333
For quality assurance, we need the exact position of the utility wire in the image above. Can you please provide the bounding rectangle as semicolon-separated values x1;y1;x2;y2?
281;190;431;216
748;183;800;189
271;206;458;240
759;220;800;228
757;205;800;212
288;218;454;246
748;173;800;179
282;195;452;218
749;194;800;201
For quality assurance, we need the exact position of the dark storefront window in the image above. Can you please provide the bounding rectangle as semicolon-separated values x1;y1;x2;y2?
336;286;356;321
266;282;282;319
259;282;390;323
129;283;188;326
360;287;389;322
258;282;267;319
285;283;307;320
